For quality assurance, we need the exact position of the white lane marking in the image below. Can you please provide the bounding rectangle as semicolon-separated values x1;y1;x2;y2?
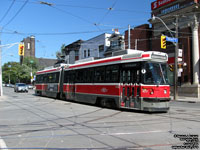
101;130;167;136
0;137;8;150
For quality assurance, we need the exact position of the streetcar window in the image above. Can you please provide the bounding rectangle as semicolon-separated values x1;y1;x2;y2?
94;67;105;83
85;68;94;83
143;62;169;85
69;71;75;83
105;65;119;83
76;69;84;83
64;71;69;83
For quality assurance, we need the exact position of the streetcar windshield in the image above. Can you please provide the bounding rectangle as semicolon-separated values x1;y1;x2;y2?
143;62;169;85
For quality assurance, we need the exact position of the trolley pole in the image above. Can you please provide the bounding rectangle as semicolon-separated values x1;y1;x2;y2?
174;16;179;100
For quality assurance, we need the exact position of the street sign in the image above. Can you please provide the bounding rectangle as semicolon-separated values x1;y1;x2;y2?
166;36;178;43
178;49;183;57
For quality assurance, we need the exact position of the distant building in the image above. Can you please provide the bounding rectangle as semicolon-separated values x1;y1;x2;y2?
79;33;111;60
104;30;125;57
22;36;35;58
37;58;57;70
124;24;152;51
20;36;35;64
64;40;83;64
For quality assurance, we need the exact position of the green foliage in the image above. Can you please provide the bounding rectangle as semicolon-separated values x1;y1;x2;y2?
56;44;65;59
2;57;39;84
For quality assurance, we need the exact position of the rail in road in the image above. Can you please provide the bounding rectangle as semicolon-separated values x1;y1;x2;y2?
0;87;200;149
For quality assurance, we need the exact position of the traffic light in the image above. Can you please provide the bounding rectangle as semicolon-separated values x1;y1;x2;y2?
161;35;166;49
169;64;174;72
18;43;24;56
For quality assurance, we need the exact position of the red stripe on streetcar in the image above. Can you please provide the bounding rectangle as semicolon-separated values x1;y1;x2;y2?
69;57;122;69
36;68;58;74
142;54;150;58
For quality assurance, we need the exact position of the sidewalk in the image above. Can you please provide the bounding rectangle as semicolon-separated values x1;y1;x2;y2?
0;95;8;101
170;96;200;103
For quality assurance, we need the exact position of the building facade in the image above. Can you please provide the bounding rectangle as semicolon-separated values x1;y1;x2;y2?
124;24;152;51
150;0;200;97
104;30;125;57
22;36;35;58
79;33;111;60
64;40;83;64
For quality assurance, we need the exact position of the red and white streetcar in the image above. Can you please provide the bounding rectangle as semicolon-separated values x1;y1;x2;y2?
35;50;170;112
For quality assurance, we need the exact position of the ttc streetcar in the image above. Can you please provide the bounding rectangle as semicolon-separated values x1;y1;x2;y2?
35;50;170;112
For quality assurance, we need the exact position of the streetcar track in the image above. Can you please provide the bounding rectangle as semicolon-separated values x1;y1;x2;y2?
2;90;200;149
2;98;146;149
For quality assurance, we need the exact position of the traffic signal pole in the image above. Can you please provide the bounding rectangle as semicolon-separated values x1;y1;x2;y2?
152;15;179;100
174;16;179;101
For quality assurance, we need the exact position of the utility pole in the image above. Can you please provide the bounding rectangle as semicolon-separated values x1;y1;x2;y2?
174;15;179;100
0;27;3;96
152;15;179;100
192;13;199;85
128;24;131;49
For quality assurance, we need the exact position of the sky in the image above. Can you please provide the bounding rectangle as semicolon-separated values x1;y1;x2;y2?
0;0;155;65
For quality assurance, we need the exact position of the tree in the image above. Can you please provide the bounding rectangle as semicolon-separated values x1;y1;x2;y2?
2;57;39;84
56;44;65;60
2;62;22;84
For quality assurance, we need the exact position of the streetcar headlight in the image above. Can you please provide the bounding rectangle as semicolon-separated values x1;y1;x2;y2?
164;90;167;94
150;89;154;95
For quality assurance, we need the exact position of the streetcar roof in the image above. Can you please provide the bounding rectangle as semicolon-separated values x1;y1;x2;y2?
36;50;168;74
64;50;168;70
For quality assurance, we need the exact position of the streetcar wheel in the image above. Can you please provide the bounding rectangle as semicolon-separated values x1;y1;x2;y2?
100;99;106;107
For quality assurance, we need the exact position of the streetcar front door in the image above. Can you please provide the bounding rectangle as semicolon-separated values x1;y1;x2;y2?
120;65;140;108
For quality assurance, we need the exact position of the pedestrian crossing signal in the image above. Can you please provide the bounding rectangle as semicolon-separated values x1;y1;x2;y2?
161;35;166;49
18;43;24;56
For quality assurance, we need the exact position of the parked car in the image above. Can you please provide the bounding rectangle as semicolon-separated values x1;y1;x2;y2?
14;83;28;93
27;84;34;89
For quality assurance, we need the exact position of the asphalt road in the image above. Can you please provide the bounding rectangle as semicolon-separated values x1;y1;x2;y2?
0;87;200;150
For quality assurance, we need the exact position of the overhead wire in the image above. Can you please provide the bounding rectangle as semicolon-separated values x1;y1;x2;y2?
8;0;151;14
95;0;118;31
2;0;29;29
0;0;16;24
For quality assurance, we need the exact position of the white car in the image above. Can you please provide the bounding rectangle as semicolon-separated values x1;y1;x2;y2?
27;84;34;89
14;83;28;93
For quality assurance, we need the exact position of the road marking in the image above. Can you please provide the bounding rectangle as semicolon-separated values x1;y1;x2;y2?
101;130;167;136
0;137;8;150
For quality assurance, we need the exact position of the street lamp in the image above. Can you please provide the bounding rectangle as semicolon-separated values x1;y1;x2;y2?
152;15;179;100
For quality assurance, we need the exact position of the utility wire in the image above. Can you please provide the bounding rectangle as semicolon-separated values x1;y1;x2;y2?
96;0;118;30
10;0;151;14
40;2;102;31
0;0;16;24
51;6;94;26
2;0;29;29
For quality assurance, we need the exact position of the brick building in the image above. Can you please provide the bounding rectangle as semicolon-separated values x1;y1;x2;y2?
22;36;35;58
124;24;152;51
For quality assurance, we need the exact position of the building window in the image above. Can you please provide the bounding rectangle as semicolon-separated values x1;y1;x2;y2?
111;41;119;47
84;50;86;58
88;49;90;57
99;45;104;52
27;43;30;50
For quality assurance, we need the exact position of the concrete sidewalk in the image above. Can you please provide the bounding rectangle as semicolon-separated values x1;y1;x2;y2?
170;96;200;103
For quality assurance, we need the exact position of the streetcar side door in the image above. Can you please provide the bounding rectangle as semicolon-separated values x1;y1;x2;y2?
120;63;140;108
69;70;76;100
